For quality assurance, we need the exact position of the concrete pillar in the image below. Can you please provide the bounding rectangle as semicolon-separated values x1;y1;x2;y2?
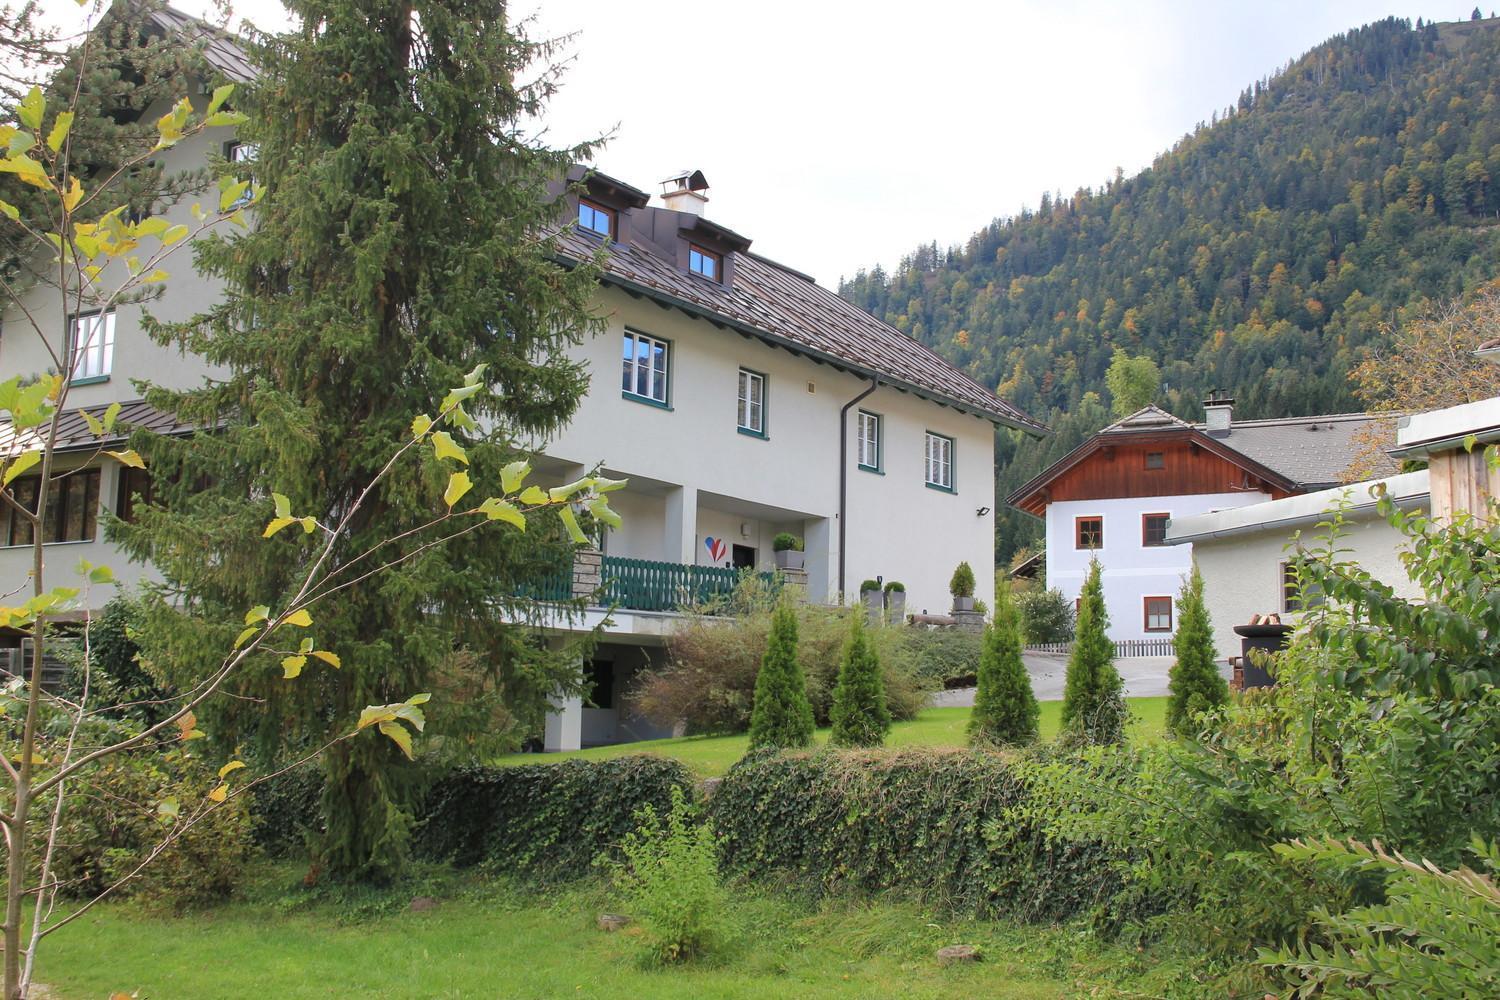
572;548;602;602
544;694;583;752
662;484;697;564
804;516;834;604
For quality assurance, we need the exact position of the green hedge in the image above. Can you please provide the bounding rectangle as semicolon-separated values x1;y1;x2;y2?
710;748;1115;921
416;756;695;872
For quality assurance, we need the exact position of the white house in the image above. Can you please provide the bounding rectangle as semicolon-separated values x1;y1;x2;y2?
1006;400;1394;644
0;11;1045;751
1165;471;1430;658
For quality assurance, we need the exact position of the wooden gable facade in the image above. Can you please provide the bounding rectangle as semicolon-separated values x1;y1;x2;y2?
1009;428;1297;517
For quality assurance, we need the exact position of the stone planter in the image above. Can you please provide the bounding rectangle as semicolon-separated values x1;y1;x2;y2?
951;595;975;613
885;591;906;624
774;549;804;571
860;588;884;625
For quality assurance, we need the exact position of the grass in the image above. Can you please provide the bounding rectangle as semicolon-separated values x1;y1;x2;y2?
498;697;1169;777
37;873;1161;999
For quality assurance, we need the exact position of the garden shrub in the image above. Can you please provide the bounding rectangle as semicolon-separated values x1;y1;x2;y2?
1015;586;1074;645
1060;560;1126;745
886;627;982;688
250;766;325;857
829;612;891;747
969;585;1039;746
415;756;694;873
51;740;255;907
1165;566;1228;737
948;561;975;599
711;747;1116;922
630;594;927;735
748;603;816;750
600;786;728;964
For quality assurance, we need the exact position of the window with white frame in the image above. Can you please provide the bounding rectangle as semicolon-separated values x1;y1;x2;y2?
737;368;765;435
856;410;881;470
225;141;258;206
69;310;115;382
621;329;669;405
924;431;953;490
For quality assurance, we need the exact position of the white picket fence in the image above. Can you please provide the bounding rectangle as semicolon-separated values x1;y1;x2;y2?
1025;638;1175;658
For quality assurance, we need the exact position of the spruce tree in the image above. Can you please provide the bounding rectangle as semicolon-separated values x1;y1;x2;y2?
1060;560;1126;745
747;604;815;751
829;611;890;747
119;0;602;879
1166;566;1228;737
968;585;1039;746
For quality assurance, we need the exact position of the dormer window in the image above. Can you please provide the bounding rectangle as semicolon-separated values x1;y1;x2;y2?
578;198;614;239
688;244;720;281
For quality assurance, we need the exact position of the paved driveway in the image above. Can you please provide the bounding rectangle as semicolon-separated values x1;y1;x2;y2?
930;652;1179;706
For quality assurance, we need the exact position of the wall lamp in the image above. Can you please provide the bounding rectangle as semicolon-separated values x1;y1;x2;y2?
975;506;991;517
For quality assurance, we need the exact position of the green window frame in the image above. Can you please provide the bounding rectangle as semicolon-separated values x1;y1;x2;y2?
924;431;955;492
856;409;882;473
736;367;767;438
67;309;115;385
621;328;671;409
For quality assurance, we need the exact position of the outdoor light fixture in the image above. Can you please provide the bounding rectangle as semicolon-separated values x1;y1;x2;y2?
975;506;991;517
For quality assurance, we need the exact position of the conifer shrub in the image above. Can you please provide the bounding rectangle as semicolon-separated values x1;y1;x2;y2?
1015;586;1075;645
1166;566;1229;737
949;562;976;598
711;748;1116;921
1060;560;1126;745
829;613;891;747
968;586;1040;746
747;603;815;750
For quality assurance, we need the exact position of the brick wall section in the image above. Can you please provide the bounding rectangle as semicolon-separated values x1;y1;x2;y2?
572;548;602;602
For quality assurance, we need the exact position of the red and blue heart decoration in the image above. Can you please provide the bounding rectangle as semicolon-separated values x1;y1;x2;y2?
704;536;727;563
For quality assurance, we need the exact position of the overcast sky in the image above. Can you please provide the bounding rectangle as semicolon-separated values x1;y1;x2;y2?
39;1;1492;285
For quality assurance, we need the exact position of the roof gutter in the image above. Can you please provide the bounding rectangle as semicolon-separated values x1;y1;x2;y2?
1165;489;1428;546
1388;424;1500;461
838;378;879;599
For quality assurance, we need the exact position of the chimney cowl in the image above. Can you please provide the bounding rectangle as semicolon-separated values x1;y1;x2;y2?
660;169;709;217
1203;393;1235;437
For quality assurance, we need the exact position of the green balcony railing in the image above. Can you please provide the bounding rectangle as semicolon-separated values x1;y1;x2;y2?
598;555;777;612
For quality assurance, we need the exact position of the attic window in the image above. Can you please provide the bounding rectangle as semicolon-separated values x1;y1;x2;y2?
688;244;720;281
578;198;614;239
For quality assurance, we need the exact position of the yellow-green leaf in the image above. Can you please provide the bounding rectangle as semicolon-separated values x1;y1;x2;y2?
0;154;49;189
463;362;488;387
102;401;121;432
232;626;258;650
473;497;525;530
548;478;590;502
262;516;296;538
500;460;530;494
17;86;44;130
105;449;145;469
281;655;306;679
431;432;468;465
160;223;189;246
203;111;247;128
443;470;473;509
587;495;622;530
283;609;313;627
45;111;73;152
244;605;270;625
207;83;235;115
3;450;40;486
61;176;83;212
142;269;169;283
79;408;104;436
298;637;314;653
518;486;548;506
311;650;341;669
378;720;414;759
207;783;228;803
217;760;246;780
300;516;317;534
558;504;589;545
272;492;291;518
411;414;432;438
0;198;17;220
440;383;482;412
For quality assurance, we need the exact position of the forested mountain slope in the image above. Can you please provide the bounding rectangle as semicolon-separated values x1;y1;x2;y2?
839;16;1500;563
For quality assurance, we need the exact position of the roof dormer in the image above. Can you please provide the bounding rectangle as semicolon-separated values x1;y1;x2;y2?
565;165;649;243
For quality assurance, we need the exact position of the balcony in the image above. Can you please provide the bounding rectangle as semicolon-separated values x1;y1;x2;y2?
533;553;781;613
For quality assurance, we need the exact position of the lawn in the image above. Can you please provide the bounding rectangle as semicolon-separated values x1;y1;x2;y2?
38;876;1157;999
498;698;1169;777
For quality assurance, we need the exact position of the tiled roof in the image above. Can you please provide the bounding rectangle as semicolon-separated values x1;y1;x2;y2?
1193;412;1397;490
1099;405;1192;433
146;6;257;83
0;400;193;455
555;227;1045;432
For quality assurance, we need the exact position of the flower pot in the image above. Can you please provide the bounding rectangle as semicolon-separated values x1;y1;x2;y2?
885;591;906;624
774;550;804;570
861;589;884;625
952;596;975;613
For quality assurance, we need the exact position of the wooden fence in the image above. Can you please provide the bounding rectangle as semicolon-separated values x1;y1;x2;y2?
1025;637;1175;658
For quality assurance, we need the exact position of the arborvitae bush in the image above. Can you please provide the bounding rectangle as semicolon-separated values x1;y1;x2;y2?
949;561;976;598
829;612;891;747
969;586;1040;746
1060;560;1126;745
1166;566;1228;737
747;603;815;750
1015;586;1075;645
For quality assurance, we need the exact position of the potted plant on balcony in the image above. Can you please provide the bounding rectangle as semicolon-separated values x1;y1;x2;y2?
883;581;906;623
773;532;805;570
859;579;884;623
950;562;976;613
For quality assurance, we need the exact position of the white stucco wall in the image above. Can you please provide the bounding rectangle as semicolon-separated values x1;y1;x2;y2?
1044;491;1267;641
536;289;999;617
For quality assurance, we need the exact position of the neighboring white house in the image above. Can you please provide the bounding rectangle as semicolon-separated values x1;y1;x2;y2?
1165;471;1430;659
0;12;1045;751
1007;401;1394;644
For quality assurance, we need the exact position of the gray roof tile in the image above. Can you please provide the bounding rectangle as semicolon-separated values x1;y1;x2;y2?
1192;412;1397;489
